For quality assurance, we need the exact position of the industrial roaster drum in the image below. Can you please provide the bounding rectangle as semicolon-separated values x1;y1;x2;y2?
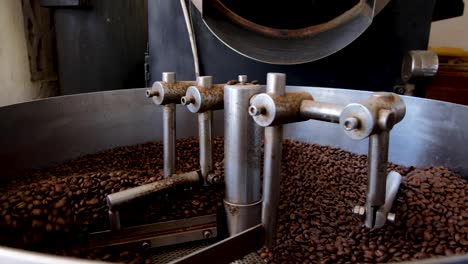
0;84;468;263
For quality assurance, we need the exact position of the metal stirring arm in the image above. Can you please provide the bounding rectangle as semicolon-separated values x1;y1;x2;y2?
374;171;402;228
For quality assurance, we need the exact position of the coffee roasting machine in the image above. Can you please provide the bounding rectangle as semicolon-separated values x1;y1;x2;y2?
1;0;468;263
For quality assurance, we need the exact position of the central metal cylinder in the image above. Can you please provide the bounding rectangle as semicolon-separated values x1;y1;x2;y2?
224;82;264;235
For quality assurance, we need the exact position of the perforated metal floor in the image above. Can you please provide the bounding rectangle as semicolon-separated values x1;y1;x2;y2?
149;240;263;264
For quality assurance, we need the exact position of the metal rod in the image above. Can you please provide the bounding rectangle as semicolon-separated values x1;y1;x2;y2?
163;104;176;177
197;76;213;182
106;171;200;210
365;131;389;228
300;100;344;123
224;80;263;235
162;72;176;178
262;73;285;247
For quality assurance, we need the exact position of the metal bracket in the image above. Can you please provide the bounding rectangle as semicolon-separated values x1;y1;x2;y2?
86;214;218;250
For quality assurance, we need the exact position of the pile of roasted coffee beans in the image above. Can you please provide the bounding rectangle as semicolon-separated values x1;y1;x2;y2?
258;140;468;263
0;138;467;263
0;138;225;263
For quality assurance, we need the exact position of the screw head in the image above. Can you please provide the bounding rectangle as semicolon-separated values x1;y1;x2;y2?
353;205;366;217
203;230;212;238
249;105;265;117
146;90;159;98
181;96;194;106
141;241;151;250
344;117;359;131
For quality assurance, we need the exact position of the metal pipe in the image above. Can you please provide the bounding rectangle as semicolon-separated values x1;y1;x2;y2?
162;72;176;178
365;131;389;228
106;171;200;210
300;100;344;123
197;76;213;182
224;80;263;235
262;73;285;247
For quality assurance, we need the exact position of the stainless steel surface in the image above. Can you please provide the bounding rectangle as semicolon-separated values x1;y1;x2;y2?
365;131;389;228
106;171;200;210
163;72;176;83
108;210;121;231
1;86;468;263
88;214;217;249
300;100;344;123
197;0;378;64
224;84;263;204
340;92;405;228
169;224;264;264
223;200;262;236
339;93;406;140
266;73;286;94
402;50;439;83
0;247;107;264
197;76;214;182
163;71;177;178
374;171;402;228
224;82;263;235
238;75;247;85
163;104;176;177
339;103;375;140
262;73;285;248
262;126;283;248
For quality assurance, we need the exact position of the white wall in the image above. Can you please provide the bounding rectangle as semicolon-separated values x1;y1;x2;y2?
429;4;468;50
0;0;42;107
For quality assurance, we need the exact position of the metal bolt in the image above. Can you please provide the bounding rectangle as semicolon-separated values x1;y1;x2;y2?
344;117;359;131
208;174;221;184
249;105;265;117
146;90;159;98
387;212;396;223
202;230;212;239
141;241;151;250
353;205;366;217
181;95;195;105
238;75;248;84
197;76;213;88
162;72;176;83
394;85;406;95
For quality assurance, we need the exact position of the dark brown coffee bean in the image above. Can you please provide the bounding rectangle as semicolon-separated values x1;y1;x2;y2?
31;209;41;216
86;198;99;206
54;199;66;209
